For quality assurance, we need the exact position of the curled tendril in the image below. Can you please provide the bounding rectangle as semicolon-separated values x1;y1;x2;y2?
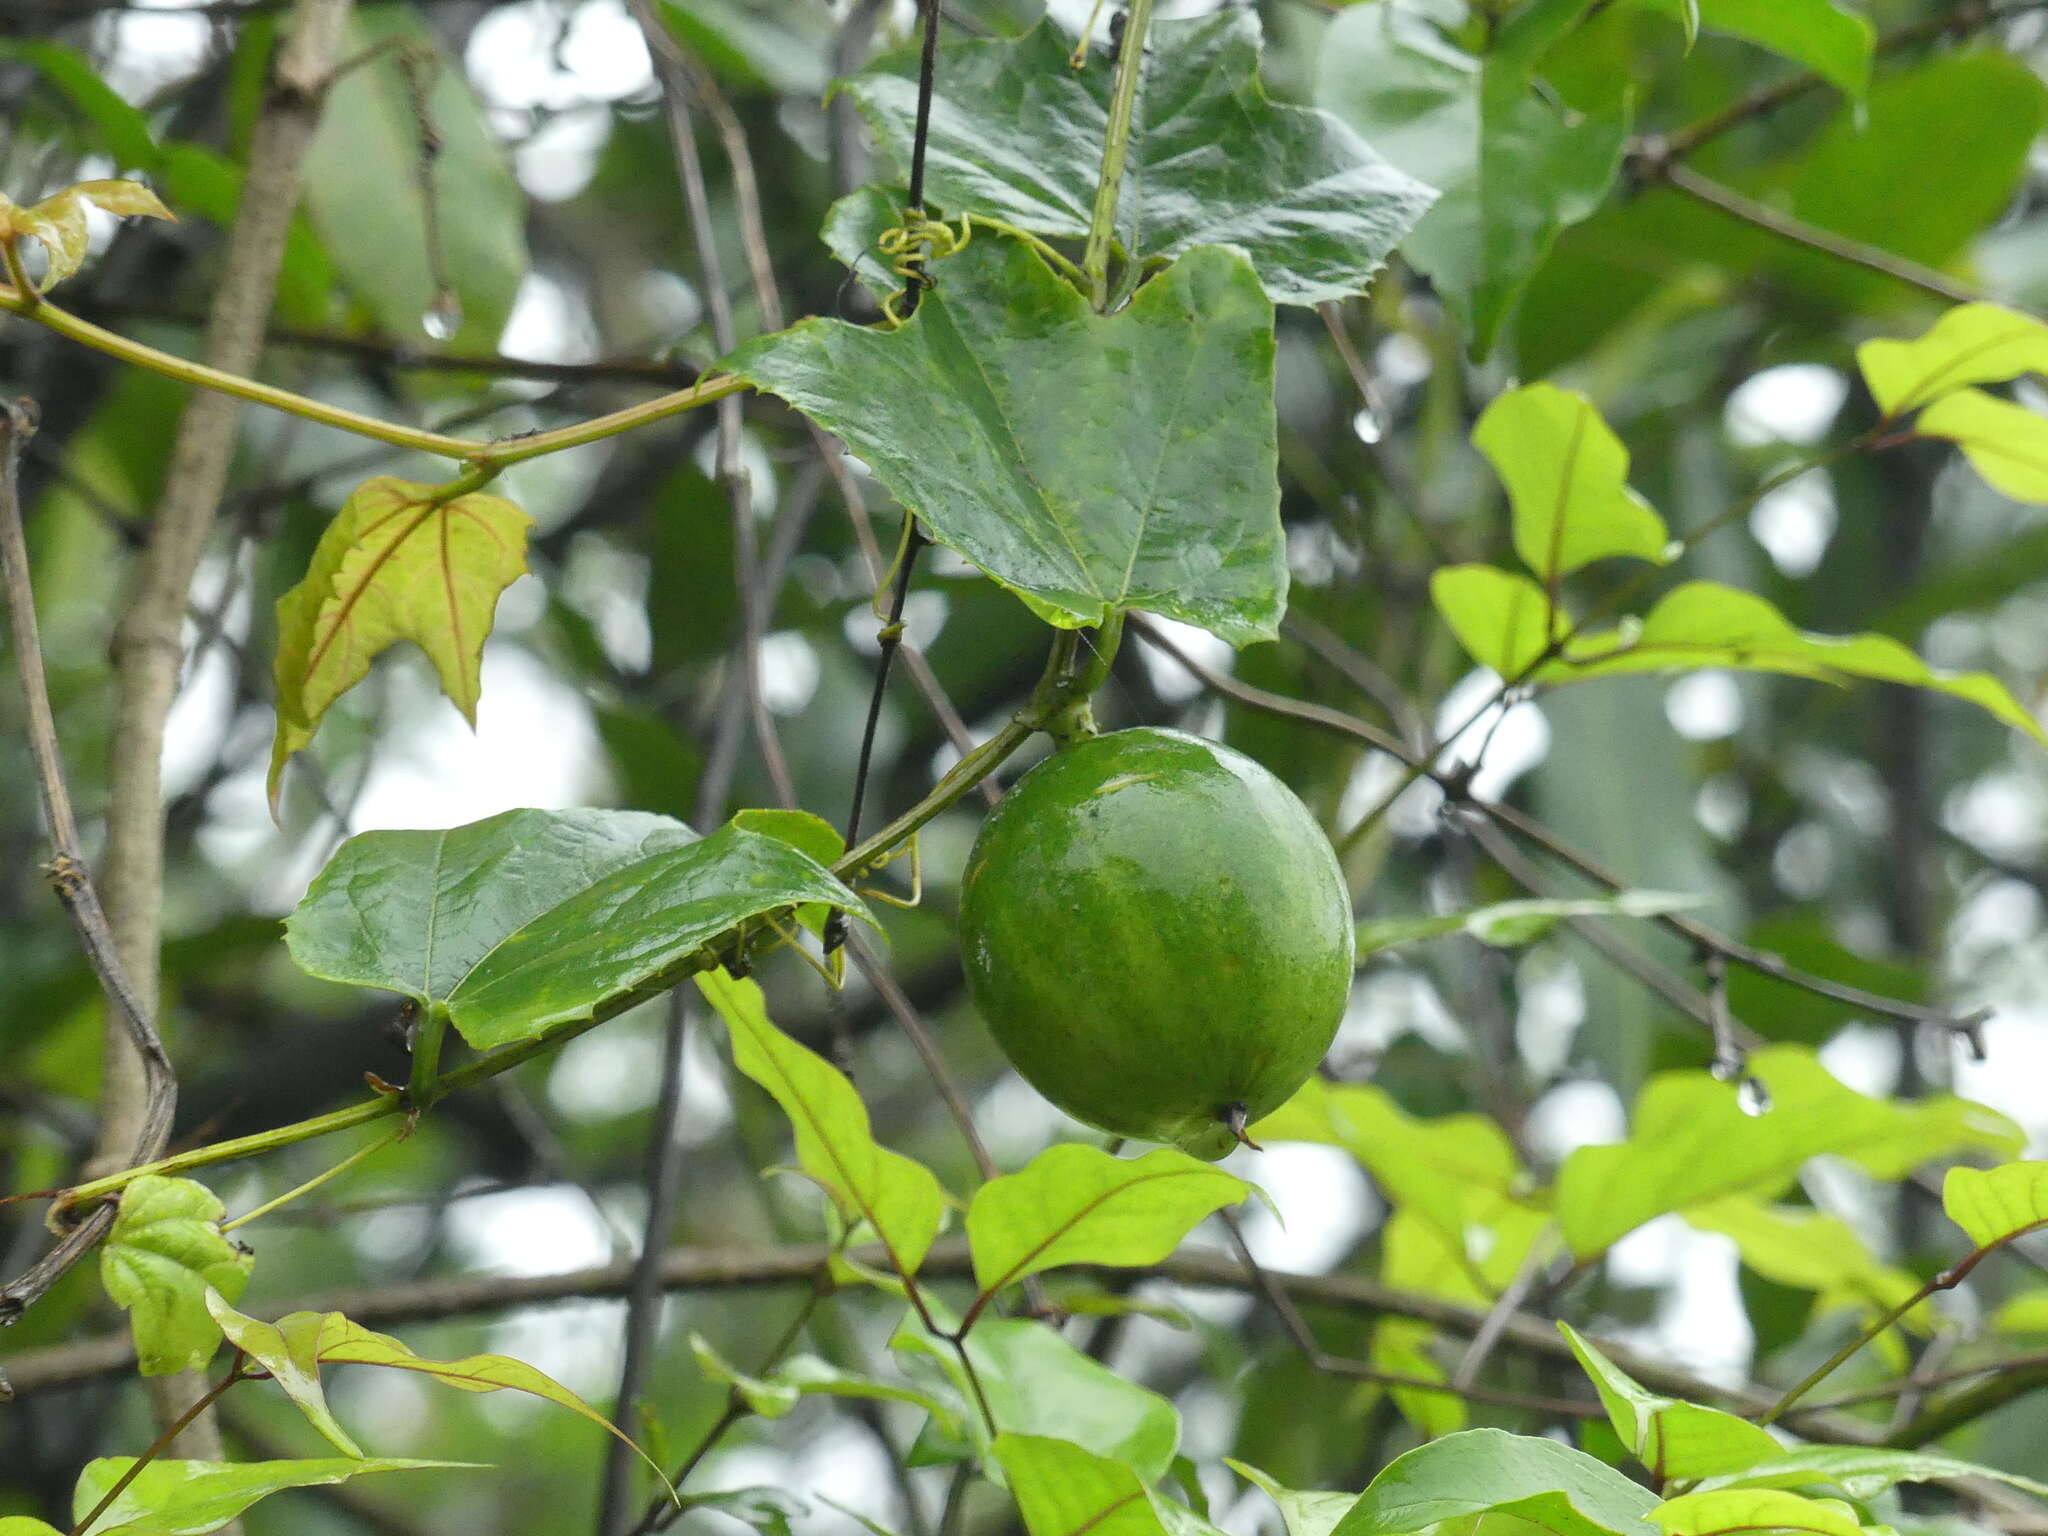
877;209;973;326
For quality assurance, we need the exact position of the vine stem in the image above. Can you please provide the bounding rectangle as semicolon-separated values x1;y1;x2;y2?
1081;0;1154;308
0;284;743;465
71;1352;249;1536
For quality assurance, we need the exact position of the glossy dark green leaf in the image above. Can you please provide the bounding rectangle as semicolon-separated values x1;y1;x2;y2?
72;1458;469;1536
1317;1;1627;353
99;1176;253;1377
286;809;871;1050
1332;1429;1658;1536
728;235;1285;644
840;11;1435;306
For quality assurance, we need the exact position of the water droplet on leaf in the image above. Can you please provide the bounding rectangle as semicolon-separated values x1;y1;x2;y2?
1351;407;1382;444
1737;1076;1772;1116
421;290;462;341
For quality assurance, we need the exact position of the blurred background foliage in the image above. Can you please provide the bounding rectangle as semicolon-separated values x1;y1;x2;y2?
5;0;2048;1531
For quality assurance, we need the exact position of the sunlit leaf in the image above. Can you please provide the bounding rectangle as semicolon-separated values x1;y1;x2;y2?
894;1311;1181;1482
1917;389;2048;503
0;1518;61;1536
99;1175;252;1377
965;1144;1250;1296
1475;383;1671;583
1332;1428;1658;1536
1858;304;2048;417
1557;1046;2017;1258
1993;1289;2048;1333
1559;1323;1782;1482
206;1291;362;1456
1317;2;1628;354
1229;1458;1359;1536
728;234;1285;644
995;1434;1171;1536
73;1458;469;1536
1372;1317;1466;1439
841;10;1435;306
1943;1162;2048;1250
268;475;532;805
701;968;944;1276
1633;0;1871;99
1682;1196;1927;1329
1698;1446;2048;1501
1650;1489;1863;1536
1430;564;1558;677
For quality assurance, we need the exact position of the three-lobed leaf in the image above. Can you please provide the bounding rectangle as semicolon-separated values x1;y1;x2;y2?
1942;1161;2048;1250
701;967;944;1276
840;10;1434;307
728;233;1286;645
1475;383;1671;584
964;1144;1250;1298
1332;1428;1659;1536
99;1175;252;1377
269;474;532;806
71;1457;469;1536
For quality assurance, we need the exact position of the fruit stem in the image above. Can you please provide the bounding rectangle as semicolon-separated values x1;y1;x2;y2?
1224;1102;1263;1152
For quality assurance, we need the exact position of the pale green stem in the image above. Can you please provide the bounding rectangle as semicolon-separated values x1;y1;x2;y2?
220;1124;405;1233
1080;0;1154;308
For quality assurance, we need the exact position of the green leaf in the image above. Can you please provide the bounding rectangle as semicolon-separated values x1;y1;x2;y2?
701;968;944;1276
679;1489;808;1536
965;1144;1250;1296
840;10;1435;307
1228;1459;1359;1536
1634;0;1871;100
72;1458;469;1536
689;1333;958;1431
0;177;174;289
894;1313;1181;1482
1557;1047;2017;1258
1681;1196;1926;1327
99;1175;253;1377
1993;1289;2048;1333
1317;2;1628;354
1698;1446;2048;1502
1650;1490;1864;1536
1857;304;2048;418
200;1299;668;1493
1532;583;2048;748
1358;891;1701;954
1558;1322;1783;1482
2;41;159;167
728;235;1285;645
0;1519;62;1536
1253;1077;1524;1259
1430;565;1557;677
1332;1428;1659;1536
205;1292;362;1456
301;8;527;347
1475;383;1672;582
1917;389;2048;503
268;475;533;805
1943;1162;2048;1250
1371;1316;1466;1439
287;809;871;1052
995;1434;1171;1536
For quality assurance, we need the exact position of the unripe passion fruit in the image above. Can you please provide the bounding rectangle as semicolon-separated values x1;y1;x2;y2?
958;727;1354;1160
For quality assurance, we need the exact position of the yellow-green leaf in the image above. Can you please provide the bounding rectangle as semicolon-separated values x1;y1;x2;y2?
1917;388;2048;502
1682;1196;1927;1330
1430;565;1558;678
1474;383;1671;583
1858;303;2048;417
1372;1317;1466;1439
269;475;532;807
206;1291;363;1457
2;177;173;289
699;966;946;1276
1650;1489;1864;1536
99;1175;253;1377
1560;1322;1783;1483
72;1457;470;1536
1943;1162;2048;1250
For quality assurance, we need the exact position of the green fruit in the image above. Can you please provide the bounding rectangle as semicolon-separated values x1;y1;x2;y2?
959;726;1354;1160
